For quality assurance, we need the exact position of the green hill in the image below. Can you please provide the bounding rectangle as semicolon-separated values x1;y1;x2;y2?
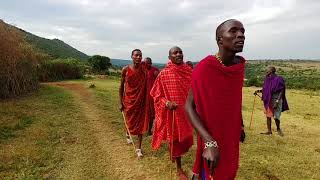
22;30;89;60
1;19;89;60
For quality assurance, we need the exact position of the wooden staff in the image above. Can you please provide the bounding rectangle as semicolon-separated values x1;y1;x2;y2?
170;110;175;180
121;111;136;152
249;94;257;129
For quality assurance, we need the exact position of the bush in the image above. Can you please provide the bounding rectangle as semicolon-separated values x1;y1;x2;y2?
88;55;112;74
38;58;86;82
0;20;41;99
245;76;260;87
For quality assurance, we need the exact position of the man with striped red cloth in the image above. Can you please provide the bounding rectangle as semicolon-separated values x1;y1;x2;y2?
150;46;193;180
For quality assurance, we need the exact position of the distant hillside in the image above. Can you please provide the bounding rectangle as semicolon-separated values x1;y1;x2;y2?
244;60;320;90
1;20;89;60
111;59;131;67
111;59;165;69
23;31;89;60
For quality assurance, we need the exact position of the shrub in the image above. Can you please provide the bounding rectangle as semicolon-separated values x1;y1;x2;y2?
38;58;86;82
0;20;41;99
88;55;112;74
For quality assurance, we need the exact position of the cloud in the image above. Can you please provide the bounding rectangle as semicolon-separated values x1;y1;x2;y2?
1;0;319;62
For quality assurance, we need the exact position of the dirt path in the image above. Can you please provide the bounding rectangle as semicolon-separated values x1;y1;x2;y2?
49;82;161;180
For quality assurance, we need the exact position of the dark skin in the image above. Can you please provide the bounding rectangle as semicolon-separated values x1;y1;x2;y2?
186;61;193;69
254;67;283;134
144;58;159;135
144;58;159;76
119;50;143;151
166;46;184;111
185;20;245;176
165;46;186;176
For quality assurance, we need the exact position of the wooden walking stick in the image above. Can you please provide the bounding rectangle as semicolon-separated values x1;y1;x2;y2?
121;111;136;152
170;110;175;180
249;94;257;129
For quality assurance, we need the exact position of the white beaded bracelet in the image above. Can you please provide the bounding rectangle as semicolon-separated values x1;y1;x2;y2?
204;141;218;149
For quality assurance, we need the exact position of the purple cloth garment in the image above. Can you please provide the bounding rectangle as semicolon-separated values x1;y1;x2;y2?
262;74;289;111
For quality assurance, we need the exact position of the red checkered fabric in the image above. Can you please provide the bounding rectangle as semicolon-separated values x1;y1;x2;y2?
150;60;193;155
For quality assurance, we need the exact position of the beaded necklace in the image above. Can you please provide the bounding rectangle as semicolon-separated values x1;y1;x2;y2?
214;53;225;66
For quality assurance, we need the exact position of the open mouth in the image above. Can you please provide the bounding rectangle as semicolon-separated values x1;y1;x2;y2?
235;41;244;45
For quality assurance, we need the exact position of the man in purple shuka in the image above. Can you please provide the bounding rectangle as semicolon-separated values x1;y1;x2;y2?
255;66;289;136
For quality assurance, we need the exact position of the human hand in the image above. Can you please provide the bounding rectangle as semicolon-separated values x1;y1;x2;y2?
273;100;279;109
202;144;220;177
166;101;178;110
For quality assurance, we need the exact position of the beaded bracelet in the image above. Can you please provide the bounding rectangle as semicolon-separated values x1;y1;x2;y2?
204;141;218;149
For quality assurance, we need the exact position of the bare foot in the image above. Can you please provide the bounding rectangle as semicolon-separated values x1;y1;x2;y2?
177;170;188;180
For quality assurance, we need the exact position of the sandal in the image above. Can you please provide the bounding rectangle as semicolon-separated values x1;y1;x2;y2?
136;149;143;158
126;134;133;144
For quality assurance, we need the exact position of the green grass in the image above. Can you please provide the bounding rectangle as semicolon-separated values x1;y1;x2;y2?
0;116;33;139
0;85;83;179
88;79;320;180
1;78;319;179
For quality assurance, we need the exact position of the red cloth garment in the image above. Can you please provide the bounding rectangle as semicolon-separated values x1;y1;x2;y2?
191;55;245;180
150;61;193;157
146;66;159;119
123;66;150;135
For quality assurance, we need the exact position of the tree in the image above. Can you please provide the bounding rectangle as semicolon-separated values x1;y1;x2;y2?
88;55;112;74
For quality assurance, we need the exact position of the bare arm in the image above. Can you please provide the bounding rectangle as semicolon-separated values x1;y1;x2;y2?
185;89;214;142
119;66;127;111
185;89;220;175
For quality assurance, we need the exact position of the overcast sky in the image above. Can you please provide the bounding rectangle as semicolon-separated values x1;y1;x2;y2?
1;0;319;62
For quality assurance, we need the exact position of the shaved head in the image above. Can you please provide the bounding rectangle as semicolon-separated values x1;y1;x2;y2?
215;19;245;54
216;19;240;42
168;46;183;65
169;46;181;56
269;66;276;73
144;57;152;63
266;66;276;76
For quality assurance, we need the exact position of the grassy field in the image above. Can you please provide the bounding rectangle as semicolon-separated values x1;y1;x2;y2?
1;78;319;179
0;86;83;179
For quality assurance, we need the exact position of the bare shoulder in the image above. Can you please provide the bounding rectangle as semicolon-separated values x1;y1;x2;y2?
122;65;129;72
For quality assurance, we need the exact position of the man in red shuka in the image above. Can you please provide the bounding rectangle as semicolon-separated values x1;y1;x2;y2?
144;57;159;135
119;49;151;158
185;19;246;180
150;46;193;180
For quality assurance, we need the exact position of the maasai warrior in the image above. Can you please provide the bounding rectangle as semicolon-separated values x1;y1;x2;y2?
185;19;246;180
119;49;150;158
144;57;159;135
186;61;194;69
150;46;193;180
254;66;289;136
